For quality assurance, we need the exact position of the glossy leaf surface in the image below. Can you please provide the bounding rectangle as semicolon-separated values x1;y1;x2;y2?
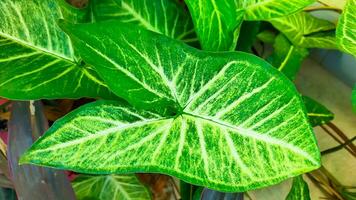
285;176;311;200
73;174;150;200
269;34;309;81
22;21;320;192
336;0;356;56
185;0;245;51
270;12;337;49
0;0;113;100
303;96;334;127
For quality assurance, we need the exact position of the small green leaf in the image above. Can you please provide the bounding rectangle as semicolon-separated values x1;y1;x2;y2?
269;34;309;80
303;96;334;127
90;0;198;44
0;0;114;100
72;174;151;200
22;21;320;192
185;0;245;51
242;0;315;20
269;12;338;49
257;30;277;44
285;176;311;200
336;0;356;56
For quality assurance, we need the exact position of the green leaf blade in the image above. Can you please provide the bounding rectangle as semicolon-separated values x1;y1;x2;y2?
336;0;356;56
73;174;151;200
243;0;315;20
303;96;334;127
22;21;320;192
0;0;114;100
285;176;311;200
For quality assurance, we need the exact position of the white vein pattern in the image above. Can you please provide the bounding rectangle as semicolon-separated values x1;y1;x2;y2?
336;0;356;56
72;174;150;200
23;22;321;192
0;0;113;99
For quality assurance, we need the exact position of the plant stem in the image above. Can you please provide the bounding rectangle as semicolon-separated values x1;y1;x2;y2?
321;136;356;155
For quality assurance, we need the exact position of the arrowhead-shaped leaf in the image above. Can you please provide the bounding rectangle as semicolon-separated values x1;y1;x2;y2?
269;12;338;49
72;174;151;200
303;96;334;127
336;0;356;56
285;176;311;200
90;0;198;45
0;0;114;100
21;21;320;192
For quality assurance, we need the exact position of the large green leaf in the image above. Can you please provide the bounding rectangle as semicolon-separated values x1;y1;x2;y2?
185;0;245;51
303;96;334;127
0;0;113;100
336;0;356;56
90;0;197;45
285;176;311;200
269;34;309;81
21;20;320;192
72;174;151;200
241;0;315;20
269;12;338;49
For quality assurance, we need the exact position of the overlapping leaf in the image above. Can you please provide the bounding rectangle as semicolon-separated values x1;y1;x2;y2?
21;21;320;192
269;34;309;80
0;0;113;100
270;12;338;49
336;0;356;56
285;176;311;200
303;96;334;127
72;174;150;200
241;0;315;20
89;0;197;44
185;0;245;51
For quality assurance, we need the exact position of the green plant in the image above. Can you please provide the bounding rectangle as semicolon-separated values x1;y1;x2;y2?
0;0;355;199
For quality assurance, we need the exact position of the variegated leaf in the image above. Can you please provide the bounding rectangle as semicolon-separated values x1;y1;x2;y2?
89;0;197;44
336;0;356;56
0;0;114;100
269;12;338;49
241;0;315;20
285;176;311;200
21;21;320;192
185;0;245;51
72;174;151;200
303;96;334;127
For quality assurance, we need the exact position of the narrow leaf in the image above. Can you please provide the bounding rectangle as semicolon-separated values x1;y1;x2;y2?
285;176;311;200
22;21;320;192
90;0;198;45
269;12;338;49
303;96;334;127
0;0;114;100
353;85;356;113
336;0;356;56
242;0;315;20
269;34;309;80
72;174;151;200
185;0;245;51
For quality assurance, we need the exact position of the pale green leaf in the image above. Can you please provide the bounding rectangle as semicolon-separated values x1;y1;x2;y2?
257;30;277;44
336;0;356;56
285;176;311;200
185;0;245;51
269;12;338;49
0;0;114;100
89;0;198;44
269;34;309;80
303;96;334;127
72;174;151;200
242;0;315;20
21;21;320;192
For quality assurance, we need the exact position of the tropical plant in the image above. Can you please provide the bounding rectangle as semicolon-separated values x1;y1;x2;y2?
0;0;355;199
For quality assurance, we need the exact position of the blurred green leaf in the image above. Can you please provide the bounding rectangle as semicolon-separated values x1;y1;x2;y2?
303;96;334;127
